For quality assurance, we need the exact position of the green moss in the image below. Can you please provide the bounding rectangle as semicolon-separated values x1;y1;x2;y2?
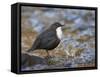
47;59;59;65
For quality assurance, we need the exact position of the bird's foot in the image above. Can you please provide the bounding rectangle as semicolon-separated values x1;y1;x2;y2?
45;55;52;60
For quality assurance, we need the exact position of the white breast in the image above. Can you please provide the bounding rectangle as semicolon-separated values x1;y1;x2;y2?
56;27;63;40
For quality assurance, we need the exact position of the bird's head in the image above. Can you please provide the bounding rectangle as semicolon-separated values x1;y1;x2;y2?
51;22;65;29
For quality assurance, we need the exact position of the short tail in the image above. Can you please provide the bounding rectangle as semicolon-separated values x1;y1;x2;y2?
27;43;37;52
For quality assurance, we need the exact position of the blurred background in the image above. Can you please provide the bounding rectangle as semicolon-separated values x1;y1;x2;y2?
21;6;95;71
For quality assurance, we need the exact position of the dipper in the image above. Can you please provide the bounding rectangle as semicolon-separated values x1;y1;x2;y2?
27;22;64;57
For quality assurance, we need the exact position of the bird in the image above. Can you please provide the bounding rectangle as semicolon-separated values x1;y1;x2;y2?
27;22;64;58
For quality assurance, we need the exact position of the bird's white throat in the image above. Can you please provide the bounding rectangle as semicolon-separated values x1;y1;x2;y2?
56;27;63;40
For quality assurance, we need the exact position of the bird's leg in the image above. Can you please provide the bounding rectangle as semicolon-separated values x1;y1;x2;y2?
46;50;51;58
45;50;50;64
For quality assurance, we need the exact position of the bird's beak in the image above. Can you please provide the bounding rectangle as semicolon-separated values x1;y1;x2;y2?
62;25;64;26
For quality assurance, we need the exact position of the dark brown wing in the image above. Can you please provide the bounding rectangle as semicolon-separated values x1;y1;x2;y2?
27;28;60;52
38;29;60;50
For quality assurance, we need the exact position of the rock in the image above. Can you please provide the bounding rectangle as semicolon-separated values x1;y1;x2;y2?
32;64;48;70
21;53;47;70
